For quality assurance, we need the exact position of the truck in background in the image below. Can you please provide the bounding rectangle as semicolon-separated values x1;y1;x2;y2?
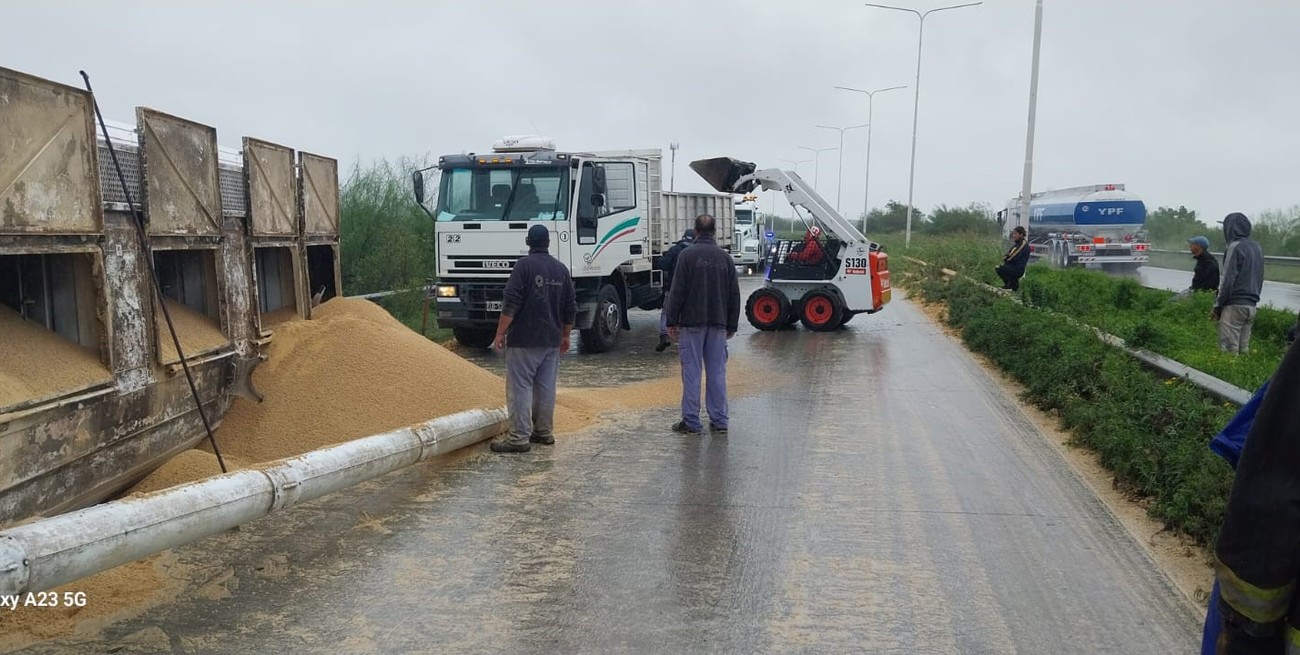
998;183;1150;271
732;194;775;273
414;136;734;353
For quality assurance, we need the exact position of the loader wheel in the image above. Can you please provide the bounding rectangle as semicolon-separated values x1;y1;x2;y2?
581;284;622;353
746;288;791;331
800;291;843;332
837;311;856;329
453;326;496;350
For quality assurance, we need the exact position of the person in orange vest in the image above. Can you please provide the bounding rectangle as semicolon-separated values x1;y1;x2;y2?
789;225;826;266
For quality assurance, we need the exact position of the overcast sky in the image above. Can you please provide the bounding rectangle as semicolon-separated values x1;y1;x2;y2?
5;1;1297;226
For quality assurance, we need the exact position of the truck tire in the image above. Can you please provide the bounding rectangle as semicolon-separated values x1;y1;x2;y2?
799;290;843;332
580;284;621;353
453;326;495;350
745;287;790;331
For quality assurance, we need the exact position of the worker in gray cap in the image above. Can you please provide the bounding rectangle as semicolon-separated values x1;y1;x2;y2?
1187;235;1220;294
489;224;577;453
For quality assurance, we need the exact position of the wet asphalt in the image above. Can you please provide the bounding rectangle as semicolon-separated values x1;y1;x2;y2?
1138;265;1300;312
13;278;1200;654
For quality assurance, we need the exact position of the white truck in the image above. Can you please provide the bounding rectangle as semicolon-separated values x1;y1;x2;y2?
732;194;774;273
997;184;1150;271
413;136;734;352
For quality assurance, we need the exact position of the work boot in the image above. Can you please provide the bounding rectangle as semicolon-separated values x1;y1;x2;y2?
490;441;531;453
709;424;729;437
529;434;555;445
671;420;702;435
655;334;672;352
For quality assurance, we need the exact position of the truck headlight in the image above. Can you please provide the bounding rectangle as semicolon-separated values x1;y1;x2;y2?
436;285;458;298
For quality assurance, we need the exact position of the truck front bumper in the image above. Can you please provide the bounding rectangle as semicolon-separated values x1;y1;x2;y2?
433;281;503;329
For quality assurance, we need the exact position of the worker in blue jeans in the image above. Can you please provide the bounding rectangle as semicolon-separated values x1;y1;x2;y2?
664;214;741;436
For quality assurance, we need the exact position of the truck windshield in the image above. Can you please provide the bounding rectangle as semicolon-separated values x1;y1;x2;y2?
736;209;754;225
436;166;569;222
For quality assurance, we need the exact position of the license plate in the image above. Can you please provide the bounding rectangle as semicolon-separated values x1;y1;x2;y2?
483;260;512;269
485;301;503;312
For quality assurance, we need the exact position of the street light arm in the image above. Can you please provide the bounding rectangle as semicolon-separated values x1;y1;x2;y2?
863;3;921;18
922;1;982;18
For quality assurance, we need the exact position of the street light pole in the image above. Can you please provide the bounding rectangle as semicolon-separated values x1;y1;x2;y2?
1019;0;1043;232
669;142;679;192
864;2;982;248
815;124;870;214
834;85;906;220
796;145;839;192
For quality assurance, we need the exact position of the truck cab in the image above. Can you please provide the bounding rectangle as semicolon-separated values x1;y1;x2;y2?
415;137;663;352
732;195;770;272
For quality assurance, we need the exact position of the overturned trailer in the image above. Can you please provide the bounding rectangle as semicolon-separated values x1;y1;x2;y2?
0;66;341;527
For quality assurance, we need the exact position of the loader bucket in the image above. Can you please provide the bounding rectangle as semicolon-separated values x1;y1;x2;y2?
690;157;759;194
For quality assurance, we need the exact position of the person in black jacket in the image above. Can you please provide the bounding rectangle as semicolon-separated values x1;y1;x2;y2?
1188;236;1221;293
654;229;695;352
1212;338;1300;653
996;226;1031;291
489;225;577;454
664;214;741;436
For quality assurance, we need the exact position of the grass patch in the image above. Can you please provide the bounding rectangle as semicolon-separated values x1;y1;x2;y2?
1147;250;1300;285
881;234;1292;390
914;274;1236;545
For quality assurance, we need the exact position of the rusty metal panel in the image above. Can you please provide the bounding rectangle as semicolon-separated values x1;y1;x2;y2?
243;138;297;236
137;108;221;236
0;67;103;235
299;152;339;237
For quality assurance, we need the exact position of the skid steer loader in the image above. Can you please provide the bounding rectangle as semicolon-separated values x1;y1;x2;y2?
690;157;891;331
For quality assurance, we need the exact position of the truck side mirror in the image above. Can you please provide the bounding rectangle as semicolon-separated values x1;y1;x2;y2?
591;166;607;195
412;170;425;205
996;210;1005;226
591;193;605;208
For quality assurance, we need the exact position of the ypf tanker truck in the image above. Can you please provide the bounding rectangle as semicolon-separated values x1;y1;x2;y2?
997;184;1149;271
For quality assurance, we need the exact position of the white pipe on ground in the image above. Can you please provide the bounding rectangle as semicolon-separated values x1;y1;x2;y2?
0;407;507;596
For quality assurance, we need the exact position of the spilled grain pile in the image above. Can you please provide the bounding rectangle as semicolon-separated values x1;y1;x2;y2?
212;298;524;462
0;304;111;411
127;450;252;496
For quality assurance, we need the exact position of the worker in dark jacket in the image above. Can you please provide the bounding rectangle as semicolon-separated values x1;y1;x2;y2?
655;229;695;352
489;225;577;453
1212;339;1300;653
996;225;1031;291
664;214;740;436
1189;236;1221;293
1213;213;1265;354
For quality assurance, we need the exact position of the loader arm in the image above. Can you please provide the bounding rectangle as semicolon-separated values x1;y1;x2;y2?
689;157;871;250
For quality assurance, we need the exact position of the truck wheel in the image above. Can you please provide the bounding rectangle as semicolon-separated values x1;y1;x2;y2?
453;326;495;350
581;284;621;353
799;290;843;332
745;288;790;331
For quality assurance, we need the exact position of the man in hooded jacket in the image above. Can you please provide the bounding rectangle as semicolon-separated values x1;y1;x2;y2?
1213;213;1264;354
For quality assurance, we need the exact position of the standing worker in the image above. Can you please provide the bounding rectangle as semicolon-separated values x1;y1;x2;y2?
489;225;576;454
664;214;740;436
654;229;695;353
1210;339;1300;653
996;226;1031;291
1213;212;1264;354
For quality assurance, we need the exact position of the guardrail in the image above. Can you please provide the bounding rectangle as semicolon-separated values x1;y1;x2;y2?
1150;249;1300;267
902;256;1253;406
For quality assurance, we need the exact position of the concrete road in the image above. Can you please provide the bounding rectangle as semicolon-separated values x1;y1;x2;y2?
14;284;1200;654
1138;265;1300;312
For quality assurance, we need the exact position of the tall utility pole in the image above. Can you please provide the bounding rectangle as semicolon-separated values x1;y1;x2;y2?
815;123;870;214
1019;0;1043;231
864;2;982;248
834;84;906;220
669;142;679;192
796;145;839;191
